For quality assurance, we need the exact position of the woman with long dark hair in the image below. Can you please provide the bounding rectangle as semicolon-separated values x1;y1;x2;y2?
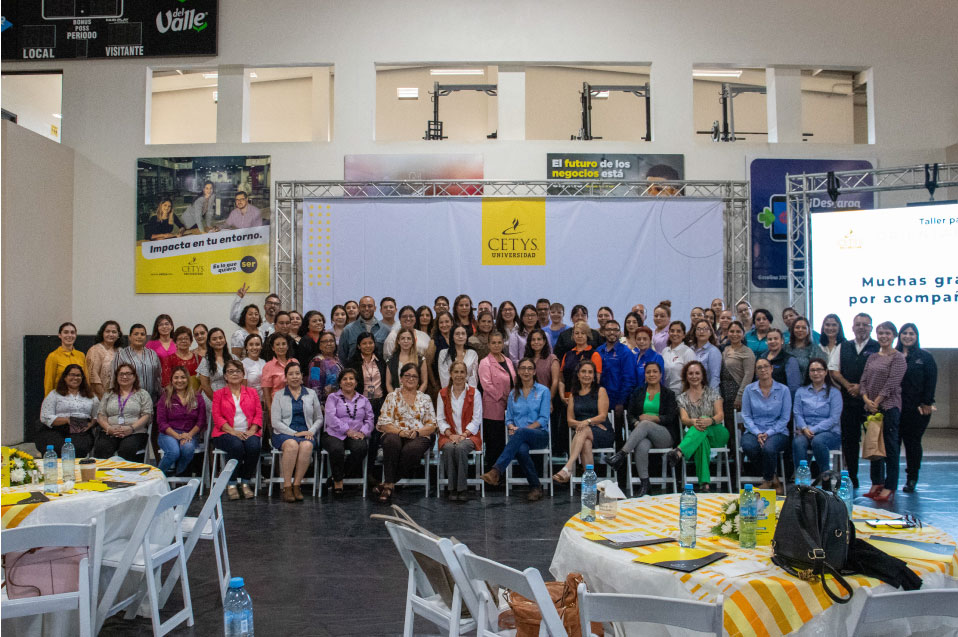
791;357;842;478
40;364;98;457
896;323;938;493
147;314;176;360
87;320;122;399
198;327;232;402
44;322;86;396
552;360;611;484
507;304;540;365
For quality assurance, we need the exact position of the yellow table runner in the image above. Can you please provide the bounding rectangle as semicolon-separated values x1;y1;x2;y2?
1;459;161;529
562;493;957;637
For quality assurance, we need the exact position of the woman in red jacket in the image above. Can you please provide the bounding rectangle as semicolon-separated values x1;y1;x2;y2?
211;359;263;499
477;331;515;471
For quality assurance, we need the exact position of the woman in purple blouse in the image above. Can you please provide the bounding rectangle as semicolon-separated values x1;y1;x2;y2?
321;368;374;496
860;321;907;503
156;366;207;477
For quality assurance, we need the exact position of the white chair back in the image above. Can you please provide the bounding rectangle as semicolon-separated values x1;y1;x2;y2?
849;586;958;637
455;545;566;636
1;522;99;637
384;521;477;637
577;582;724;636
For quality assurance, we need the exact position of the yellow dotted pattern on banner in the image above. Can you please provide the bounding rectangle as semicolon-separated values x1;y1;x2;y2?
305;203;332;287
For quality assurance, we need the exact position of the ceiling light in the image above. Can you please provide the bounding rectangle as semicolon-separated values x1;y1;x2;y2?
202;72;218;79
397;87;419;99
52;113;62;118
249;72;257;78
430;68;484;76
692;69;743;78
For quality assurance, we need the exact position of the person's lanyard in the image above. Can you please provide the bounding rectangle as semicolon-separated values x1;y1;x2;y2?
117;392;132;425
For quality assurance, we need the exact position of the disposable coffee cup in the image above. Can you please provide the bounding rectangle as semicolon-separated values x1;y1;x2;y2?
79;458;97;482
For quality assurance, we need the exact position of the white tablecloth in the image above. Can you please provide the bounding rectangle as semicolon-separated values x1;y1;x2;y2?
550;494;958;637
2;460;171;637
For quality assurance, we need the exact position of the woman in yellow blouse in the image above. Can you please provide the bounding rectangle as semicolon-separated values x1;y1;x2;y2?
45;322;87;396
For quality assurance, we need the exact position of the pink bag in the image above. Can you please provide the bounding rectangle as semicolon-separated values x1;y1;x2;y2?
2;547;87;599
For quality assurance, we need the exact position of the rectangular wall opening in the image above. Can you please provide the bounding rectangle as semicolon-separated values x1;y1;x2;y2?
149;68;217;144
1;71;63;142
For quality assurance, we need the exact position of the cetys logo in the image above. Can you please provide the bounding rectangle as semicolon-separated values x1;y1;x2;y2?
481;199;546;266
181;256;204;275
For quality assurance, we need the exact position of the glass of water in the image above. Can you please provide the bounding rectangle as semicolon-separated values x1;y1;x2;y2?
598;488;617;521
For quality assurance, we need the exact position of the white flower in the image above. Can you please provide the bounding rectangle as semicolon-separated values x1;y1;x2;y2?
12;457;23;469
733;514;740;532
10;467;26;483
725;500;738;515
721;521;733;534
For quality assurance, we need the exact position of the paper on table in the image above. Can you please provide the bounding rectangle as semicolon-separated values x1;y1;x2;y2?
707;559;769;578
601;531;670;544
597;480;626;499
101;468;154;483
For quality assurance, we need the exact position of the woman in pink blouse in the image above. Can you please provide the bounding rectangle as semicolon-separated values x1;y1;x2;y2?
322;369;374;496
860;321;907;503
211;360;263;499
146;314;176;359
477;331;516;471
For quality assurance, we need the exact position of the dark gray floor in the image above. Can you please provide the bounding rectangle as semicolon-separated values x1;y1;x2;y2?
101;458;958;637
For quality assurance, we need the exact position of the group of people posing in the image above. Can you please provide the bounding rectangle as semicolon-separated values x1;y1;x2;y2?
40;291;937;505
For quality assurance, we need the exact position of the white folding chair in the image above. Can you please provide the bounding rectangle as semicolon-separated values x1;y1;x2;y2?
504;423;554;497
266;445;320;497
161;425;211;497
435;422;485;498
454;544;567;637
577;582;724;637
679;425;733;492
734;412;787;491
393;446;433;495
567;414;618;495
317;446;369;498
384;521;478;637
211;448;262;495
100;480;199;637
1;522;100;637
160;459;237;606
134;421;153;464
849;585;958;637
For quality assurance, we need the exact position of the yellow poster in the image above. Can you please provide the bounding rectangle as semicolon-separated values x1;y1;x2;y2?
481;198;546;266
136;155;271;293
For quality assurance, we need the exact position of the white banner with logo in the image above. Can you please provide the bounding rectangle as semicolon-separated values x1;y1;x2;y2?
301;198;724;322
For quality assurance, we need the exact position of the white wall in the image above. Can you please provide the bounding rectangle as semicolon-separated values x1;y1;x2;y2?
1;0;956;441
1;73;62;142
1;121;75;444
151;85;217;144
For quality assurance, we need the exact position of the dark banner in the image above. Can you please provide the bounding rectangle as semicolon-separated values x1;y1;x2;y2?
1;0;217;60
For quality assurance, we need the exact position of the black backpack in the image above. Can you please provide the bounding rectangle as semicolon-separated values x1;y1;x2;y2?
771;485;854;604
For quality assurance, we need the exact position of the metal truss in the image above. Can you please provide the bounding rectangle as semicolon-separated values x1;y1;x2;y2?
274;180;749;311
786;163;958;316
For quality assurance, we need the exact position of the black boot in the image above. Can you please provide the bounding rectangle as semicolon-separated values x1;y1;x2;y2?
667;448;683;468
636;478;651;497
605;451;628;474
903;479;917;493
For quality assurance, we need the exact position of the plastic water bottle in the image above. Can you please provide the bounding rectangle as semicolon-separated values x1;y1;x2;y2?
580;465;597;522
224;576;254;636
739;484;757;549
796;460;812;487
61;438;75;490
838;470;854;517
43;445;59;494
679;484;697;548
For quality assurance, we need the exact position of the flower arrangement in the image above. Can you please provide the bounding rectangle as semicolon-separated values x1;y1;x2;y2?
710;496;740;541
2;447;39;487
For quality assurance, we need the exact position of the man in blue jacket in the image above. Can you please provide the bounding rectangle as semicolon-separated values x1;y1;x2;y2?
595;320;637;440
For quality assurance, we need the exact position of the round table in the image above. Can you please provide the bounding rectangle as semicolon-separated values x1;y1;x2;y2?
2;459;170;637
550;493;958;637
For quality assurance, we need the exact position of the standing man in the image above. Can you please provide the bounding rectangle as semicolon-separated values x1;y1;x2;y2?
380;297;398;331
631;303;647;324
553;305;601;361
434;296;450;317
828;313;879;488
230;282;279;337
339;296;390;363
536;298;552;328
595;319;637;440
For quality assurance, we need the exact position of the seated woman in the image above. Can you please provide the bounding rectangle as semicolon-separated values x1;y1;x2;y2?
156;366;206;477
322;369;374;495
211;360;263;499
480;358;551;501
39;364;99;457
94;364;152;460
437;361;483;502
306;331;343;401
144;197;185;240
791;357;842;478
604;362;679;497
552;360;611;484
438;325;479;388
741;358;792;493
374;363;438;504
668;361;728;492
270;361;323;503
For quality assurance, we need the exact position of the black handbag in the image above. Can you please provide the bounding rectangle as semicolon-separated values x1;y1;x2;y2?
771;485;854;604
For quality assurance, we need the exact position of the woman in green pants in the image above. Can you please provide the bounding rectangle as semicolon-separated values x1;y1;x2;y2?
668;360;728;492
